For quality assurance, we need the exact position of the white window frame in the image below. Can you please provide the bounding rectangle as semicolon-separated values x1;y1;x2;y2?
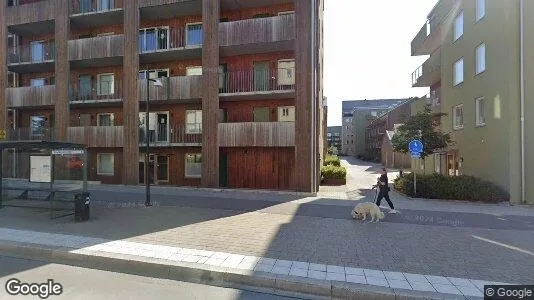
97;32;115;37
475;97;486;127
453;104;464;130
453;11;464;41
139;27;170;51
476;0;485;22
185;153;202;178
278;11;295;15
186;66;203;76
453;58;464;86
185;22;203;46
278;106;295;122
475;43;486;75
97;153;114;176
97;113;115;126
185;110;202;134
30;78;46;87
97;73;114;96
277;59;295;86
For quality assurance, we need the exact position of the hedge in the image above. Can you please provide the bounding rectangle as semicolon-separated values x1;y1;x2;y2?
393;173;509;203
321;164;347;180
324;155;341;166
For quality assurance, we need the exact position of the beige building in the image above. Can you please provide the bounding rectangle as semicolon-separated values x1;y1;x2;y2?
411;0;533;205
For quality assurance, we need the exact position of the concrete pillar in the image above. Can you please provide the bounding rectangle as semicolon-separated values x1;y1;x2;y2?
122;0;140;185
201;0;220;188
54;0;70;141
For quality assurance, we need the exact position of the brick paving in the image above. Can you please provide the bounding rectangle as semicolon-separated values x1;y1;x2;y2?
0;204;532;284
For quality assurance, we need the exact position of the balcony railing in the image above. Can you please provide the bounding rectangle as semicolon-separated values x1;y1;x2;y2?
138;75;202;101
68;34;124;61
411;48;441;87
4;127;55;141
411;0;456;56
426;90;441;107
138;26;202;53
7;42;55;65
70;80;123;103
67;126;124;147
219;14;295;47
6;0;54;26
6;85;55;107
139;124;202;145
70;0;123;15
218;122;295;147
219;68;295;94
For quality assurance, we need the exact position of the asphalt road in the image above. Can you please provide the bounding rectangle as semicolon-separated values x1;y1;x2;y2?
86;190;534;231
0;255;303;300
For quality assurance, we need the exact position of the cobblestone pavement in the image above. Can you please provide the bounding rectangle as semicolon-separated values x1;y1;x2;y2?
0;204;532;284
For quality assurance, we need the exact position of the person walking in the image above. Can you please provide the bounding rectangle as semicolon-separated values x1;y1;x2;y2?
373;167;398;214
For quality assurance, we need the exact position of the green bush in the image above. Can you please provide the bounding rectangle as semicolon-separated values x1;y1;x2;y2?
323;155;341;166
393;173;509;203
321;164;347;180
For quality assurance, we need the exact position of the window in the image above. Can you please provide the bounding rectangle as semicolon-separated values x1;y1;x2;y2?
186;66;202;76
475;97;486;126
453;58;464;86
97;74;114;95
476;0;485;22
139;69;169;79
97;0;113;11
30;116;46;137
186;110;202;134
185;154;202;178
138;27;169;52
453;11;463;41
30;41;44;62
253;107;270;122
277;59;295;85
475;43;486;74
31;78;45;87
278;106;295;122
97;113;114;126
186;23;203;46
453;104;464;130
97;153;114;176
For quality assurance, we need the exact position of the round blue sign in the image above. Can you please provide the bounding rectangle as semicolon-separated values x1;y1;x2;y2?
409;140;423;153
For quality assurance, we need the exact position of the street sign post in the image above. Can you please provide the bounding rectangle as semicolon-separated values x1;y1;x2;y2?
408;139;424;196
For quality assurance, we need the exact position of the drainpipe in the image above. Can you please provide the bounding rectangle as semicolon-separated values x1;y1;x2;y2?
520;0;526;204
310;0;317;192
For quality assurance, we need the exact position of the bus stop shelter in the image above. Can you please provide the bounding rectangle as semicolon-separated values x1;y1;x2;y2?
0;140;88;219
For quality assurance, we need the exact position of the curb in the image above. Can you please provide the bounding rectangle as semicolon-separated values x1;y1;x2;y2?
0;241;476;300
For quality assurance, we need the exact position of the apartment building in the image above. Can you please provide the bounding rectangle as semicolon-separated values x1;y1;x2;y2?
410;0;533;204
326;126;341;154
0;0;325;193
341;99;407;156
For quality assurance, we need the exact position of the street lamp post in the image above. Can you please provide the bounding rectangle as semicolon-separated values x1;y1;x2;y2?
145;76;163;207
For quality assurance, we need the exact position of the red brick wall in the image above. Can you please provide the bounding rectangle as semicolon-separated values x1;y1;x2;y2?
71;25;124;39
70;107;125;126
142;59;202;77
221;52;294;71
19;72;55;86
142;147;202;187
220;99;294;122
221;4;294;20
88;148;123;184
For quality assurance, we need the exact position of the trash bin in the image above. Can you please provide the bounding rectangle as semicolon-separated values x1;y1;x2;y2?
75;192;90;221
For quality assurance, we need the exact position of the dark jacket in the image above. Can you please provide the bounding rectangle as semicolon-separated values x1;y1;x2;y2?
378;174;390;192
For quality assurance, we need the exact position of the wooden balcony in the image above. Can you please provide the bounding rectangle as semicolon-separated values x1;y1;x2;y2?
218;122;295;147
411;0;456;56
412;48;441;87
70;0;124;29
219;69;295;101
4;127;55;141
219;14;295;56
6;85;55;108
139;26;202;64
6;0;55;35
7;42;55;73
70;80;123;106
67;126;124;148
68;34;124;67
139;124;201;147
138;75;202;102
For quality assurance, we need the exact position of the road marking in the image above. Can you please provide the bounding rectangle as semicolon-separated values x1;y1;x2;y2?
472;235;534;256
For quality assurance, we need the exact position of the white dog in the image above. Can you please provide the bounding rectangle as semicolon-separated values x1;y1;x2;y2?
351;202;385;223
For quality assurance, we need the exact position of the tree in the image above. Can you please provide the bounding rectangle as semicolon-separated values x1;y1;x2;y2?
328;146;339;156
391;106;452;159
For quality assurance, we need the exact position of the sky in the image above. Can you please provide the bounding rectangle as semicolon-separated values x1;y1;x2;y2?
324;0;438;126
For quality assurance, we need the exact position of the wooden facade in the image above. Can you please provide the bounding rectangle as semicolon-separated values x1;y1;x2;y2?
0;3;7;130
6;85;56;108
3;0;323;192
68;35;125;61
219;14;295;46
68;126;125;148
5;0;55;26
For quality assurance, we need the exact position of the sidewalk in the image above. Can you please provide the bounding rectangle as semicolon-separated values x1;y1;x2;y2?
0;227;493;300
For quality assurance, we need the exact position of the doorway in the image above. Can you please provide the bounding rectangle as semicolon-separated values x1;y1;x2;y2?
139;154;169;185
254;62;269;91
